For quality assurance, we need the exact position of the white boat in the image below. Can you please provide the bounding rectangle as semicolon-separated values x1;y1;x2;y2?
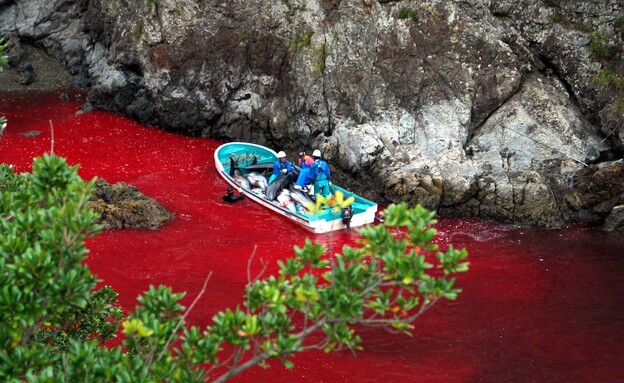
214;142;378;233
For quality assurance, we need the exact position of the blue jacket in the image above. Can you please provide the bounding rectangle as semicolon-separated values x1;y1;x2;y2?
273;160;293;178
296;167;313;187
311;159;330;182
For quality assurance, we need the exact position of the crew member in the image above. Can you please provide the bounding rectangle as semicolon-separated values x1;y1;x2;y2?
297;150;314;169
272;151;293;181
310;149;331;196
294;150;314;191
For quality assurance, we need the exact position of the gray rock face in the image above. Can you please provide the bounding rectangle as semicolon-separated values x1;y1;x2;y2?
2;0;623;229
604;205;624;232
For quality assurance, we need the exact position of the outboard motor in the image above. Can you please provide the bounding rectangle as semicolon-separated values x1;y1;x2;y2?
341;206;353;231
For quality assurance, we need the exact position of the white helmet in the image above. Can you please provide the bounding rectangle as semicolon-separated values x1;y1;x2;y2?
277;151;286;158
312;149;321;158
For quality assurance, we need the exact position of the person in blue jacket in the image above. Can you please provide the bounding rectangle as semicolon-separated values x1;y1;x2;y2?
295;166;312;190
270;150;292;183
295;150;314;190
310;149;331;196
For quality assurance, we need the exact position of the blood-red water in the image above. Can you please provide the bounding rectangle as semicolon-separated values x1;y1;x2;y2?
2;90;624;382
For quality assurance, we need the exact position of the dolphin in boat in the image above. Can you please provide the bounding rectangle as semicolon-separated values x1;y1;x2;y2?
243;163;274;172
234;174;250;189
232;168;250;189
228;157;239;177
265;173;290;200
289;184;314;207
276;189;296;213
228;157;251;189
247;172;268;190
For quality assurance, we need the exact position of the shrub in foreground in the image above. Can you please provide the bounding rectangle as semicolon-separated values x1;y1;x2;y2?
0;154;468;382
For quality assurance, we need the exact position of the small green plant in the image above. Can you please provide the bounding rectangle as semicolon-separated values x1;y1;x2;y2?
593;68;624;89
398;7;415;20
0;155;123;367
240;27;251;42
615;17;624;28
290;30;313;51
131;25;143;39
313;44;327;75
420;3;438;22
588;32;611;59
0;37;7;74
594;68;615;86
610;98;624;117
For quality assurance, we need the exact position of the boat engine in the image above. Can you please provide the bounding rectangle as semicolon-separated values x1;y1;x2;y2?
341;206;353;231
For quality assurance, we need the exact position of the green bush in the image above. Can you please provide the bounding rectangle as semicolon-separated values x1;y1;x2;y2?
399;7;415;20
0;154;468;382
588;32;611;59
0;155;123;379
593;68;623;88
610;98;624;118
290;30;313;51
0;36;7;73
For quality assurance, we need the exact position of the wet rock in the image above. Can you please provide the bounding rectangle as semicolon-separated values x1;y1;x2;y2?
0;42;74;92
4;33;26;67
19;130;41;137
16;63;35;85
564;161;624;225
89;178;173;230
603;205;624;232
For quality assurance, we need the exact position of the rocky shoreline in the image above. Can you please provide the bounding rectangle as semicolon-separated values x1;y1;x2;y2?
1;44;173;230
2;0;622;232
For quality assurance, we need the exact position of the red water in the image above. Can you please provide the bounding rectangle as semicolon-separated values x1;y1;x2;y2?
2;90;624;382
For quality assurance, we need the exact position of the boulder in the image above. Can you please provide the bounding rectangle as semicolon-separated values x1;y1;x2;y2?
603;205;624;232
89;178;173;230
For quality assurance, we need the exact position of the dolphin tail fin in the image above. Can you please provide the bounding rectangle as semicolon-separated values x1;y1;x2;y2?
229;157;238;177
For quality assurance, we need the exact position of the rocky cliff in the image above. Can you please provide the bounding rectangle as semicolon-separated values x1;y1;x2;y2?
1;0;623;230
